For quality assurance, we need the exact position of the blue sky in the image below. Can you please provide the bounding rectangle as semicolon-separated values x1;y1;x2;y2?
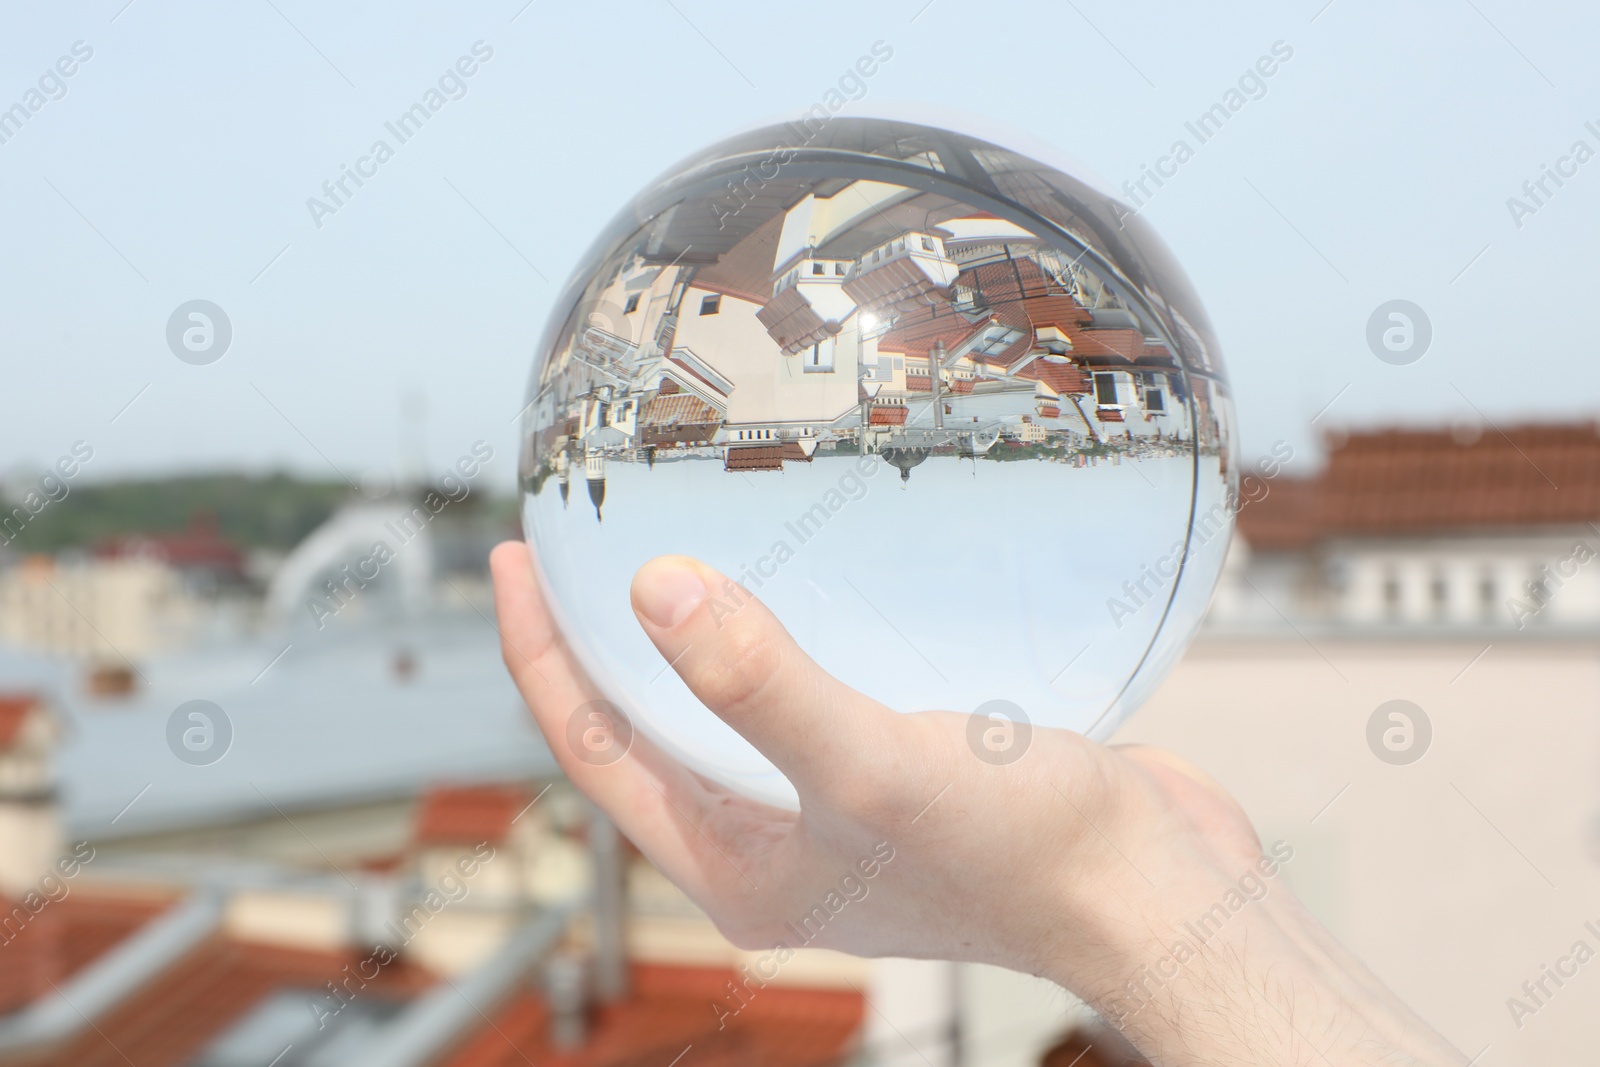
3;0;1596;488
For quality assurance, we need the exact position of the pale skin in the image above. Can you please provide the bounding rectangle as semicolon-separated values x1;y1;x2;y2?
489;543;1466;1066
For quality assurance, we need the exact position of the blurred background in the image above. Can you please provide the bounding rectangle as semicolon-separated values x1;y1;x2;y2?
3;1;1599;1064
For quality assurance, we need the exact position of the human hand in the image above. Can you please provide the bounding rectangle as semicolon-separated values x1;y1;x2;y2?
490;543;1464;1066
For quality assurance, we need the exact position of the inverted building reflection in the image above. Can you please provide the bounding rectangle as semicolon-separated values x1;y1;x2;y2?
523;178;1226;521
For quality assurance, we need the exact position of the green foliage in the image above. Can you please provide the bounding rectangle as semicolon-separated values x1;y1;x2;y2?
5;473;355;553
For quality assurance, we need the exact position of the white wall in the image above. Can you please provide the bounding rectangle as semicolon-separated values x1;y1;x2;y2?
1117;636;1600;1062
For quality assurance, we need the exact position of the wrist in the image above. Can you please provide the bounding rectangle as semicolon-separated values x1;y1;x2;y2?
1040;853;1463;1066
1040;835;1301;1017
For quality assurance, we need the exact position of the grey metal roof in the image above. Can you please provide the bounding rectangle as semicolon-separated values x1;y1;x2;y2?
27;611;557;839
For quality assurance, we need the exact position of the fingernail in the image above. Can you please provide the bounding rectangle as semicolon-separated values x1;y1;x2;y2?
635;560;707;629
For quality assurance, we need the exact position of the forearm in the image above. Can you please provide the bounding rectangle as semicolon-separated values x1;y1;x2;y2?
1050;870;1465;1065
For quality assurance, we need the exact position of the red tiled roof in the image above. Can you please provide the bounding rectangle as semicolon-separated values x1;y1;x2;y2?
9;899;860;1067
1078;327;1144;359
22;932;435;1067
725;445;785;472
1238;423;1600;550
640;393;720;429
869;405;908;426
869;256;1177;384
439;963;863;1067
755;286;836;355
0;694;41;748
1023;360;1091;395
414;784;536;848
96;514;245;575
956;260;1089;370
876;316;983;361
1096;407;1125;423
0;890;173;1016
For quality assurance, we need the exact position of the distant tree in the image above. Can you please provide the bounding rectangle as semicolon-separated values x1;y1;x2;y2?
4;473;355;553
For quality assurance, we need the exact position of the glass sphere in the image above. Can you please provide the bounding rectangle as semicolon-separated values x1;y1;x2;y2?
519;117;1236;808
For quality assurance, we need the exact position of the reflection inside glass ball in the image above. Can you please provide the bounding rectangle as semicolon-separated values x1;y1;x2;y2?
520;118;1236;807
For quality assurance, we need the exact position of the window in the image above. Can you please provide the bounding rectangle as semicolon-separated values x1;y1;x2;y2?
699;294;721;316
623;293;640;314
812;263;825;275
1383;571;1402;619
1093;373;1118;405
834;262;847;275
1430;572;1448;615
921;236;934;251
1478;572;1496;618
805;337;835;373
1145;388;1165;413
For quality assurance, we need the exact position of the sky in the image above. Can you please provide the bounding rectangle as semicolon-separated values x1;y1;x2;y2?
3;0;1598;490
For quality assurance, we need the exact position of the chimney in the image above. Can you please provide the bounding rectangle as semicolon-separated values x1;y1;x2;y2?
0;693;63;898
587;811;628;1001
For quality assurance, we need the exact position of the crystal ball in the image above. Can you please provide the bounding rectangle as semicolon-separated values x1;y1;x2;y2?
519;117;1235;808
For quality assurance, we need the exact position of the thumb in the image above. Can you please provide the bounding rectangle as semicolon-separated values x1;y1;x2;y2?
630;555;897;795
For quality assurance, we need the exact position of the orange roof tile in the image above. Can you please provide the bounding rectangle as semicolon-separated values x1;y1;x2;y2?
22;933;436;1067
414;784;536;848
439;964;863;1067
0;694;41;748
0;890;174;1017
725;445;786;472
1238;423;1600;550
869;406;908;426
1023;361;1091;395
640;393;720;429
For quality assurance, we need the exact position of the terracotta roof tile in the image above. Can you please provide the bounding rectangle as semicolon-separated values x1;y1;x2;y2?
724;445;785;472
414;784;536;847
438;963;863;1067
639;394;719;429
1022;361;1091;395
0;694;42;748
1238;423;1600;549
95;515;246;576
0;891;174;1017
23;933;435;1067
869;406;908;426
